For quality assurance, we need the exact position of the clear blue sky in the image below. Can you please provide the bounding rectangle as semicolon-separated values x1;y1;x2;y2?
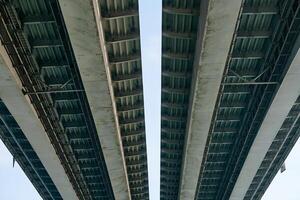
0;1;299;200
262;139;300;200
139;0;161;199
0;140;41;199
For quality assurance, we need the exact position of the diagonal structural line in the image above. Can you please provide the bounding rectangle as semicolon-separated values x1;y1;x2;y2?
228;68;249;82
251;66;272;82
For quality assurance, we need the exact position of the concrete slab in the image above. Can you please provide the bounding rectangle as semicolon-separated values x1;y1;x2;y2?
179;0;243;199
57;0;130;199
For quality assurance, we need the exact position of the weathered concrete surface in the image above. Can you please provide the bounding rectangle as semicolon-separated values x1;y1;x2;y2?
0;44;78;199
230;35;300;200
179;0;243;199
57;0;130;199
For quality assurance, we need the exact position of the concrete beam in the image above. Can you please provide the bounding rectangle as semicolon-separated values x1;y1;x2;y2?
229;31;300;200
178;0;243;199
101;9;138;20
57;0;130;199
22;15;55;25
0;45;78;199
237;30;272;39
242;6;278;15
106;32;140;44
163;6;199;16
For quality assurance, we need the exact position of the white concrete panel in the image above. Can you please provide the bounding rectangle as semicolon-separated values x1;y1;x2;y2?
179;0;243;199
57;0;130;199
230;39;300;200
0;45;78;200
